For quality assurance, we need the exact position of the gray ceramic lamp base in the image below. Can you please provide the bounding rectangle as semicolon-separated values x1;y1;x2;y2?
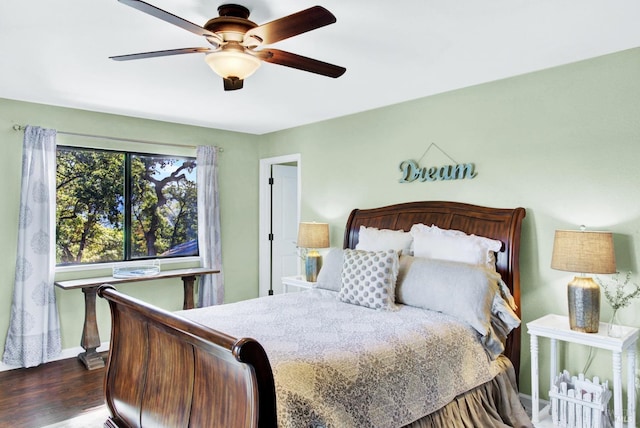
305;253;323;283
567;276;600;333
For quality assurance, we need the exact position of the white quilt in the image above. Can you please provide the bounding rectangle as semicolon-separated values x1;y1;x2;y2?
180;289;502;428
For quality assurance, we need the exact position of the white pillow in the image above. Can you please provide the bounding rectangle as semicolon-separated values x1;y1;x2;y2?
355;225;413;254
410;224;501;267
339;249;399;311
315;248;343;291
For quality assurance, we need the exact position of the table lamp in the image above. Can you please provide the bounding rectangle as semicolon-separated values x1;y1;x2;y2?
297;222;329;282
551;228;616;333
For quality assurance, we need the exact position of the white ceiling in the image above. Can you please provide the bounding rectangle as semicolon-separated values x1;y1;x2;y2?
1;1;639;135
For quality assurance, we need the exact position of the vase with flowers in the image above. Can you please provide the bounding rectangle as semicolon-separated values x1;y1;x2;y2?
597;271;640;337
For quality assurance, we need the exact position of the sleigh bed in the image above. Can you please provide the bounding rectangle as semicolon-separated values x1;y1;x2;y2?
98;201;529;428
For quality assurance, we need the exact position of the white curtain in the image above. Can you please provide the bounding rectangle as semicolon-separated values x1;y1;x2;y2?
3;125;61;367
196;145;224;307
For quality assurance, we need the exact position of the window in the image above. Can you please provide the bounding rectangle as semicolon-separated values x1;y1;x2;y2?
56;146;198;266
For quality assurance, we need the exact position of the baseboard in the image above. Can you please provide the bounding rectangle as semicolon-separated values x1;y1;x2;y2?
0;342;109;372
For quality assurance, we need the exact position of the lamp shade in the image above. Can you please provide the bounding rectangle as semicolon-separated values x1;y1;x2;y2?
204;50;261;79
551;229;616;274
297;222;329;249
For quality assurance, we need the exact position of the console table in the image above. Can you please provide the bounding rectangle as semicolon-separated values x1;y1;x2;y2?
55;267;219;370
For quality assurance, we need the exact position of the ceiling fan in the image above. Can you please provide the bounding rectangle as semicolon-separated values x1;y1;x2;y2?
110;0;346;90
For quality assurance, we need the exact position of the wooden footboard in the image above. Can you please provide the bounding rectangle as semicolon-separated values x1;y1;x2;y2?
97;285;277;428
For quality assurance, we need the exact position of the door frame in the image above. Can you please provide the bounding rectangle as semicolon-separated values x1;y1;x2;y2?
258;154;301;297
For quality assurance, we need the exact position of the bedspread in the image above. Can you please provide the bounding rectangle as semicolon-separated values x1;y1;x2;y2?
180;289;502;428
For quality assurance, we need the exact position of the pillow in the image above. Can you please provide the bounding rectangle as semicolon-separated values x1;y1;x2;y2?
355;225;413;254
396;255;520;359
482;292;521;358
409;224;502;268
339;249;399;310
315;248;344;291
396;255;496;335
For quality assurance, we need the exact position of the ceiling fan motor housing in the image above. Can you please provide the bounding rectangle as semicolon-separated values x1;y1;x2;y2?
205;4;257;42
217;4;250;19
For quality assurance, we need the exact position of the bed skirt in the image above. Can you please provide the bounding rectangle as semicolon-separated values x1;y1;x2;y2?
405;356;533;428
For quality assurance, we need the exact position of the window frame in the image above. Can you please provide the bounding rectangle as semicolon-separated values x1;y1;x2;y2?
55;144;200;273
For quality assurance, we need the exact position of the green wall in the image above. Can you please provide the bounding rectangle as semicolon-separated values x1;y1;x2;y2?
0;99;260;356
2;47;639;406
259;48;640;402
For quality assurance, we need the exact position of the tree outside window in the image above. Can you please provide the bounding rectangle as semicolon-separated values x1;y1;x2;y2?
56;146;198;265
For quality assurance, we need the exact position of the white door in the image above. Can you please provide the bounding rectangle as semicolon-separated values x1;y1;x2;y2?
270;165;299;294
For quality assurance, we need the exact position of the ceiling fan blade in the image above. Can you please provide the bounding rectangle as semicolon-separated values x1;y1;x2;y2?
244;6;336;46
117;0;222;44
110;47;212;61
223;77;244;91
255;49;346;78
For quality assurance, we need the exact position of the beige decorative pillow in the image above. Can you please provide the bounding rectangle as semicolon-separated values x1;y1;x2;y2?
339;249;399;310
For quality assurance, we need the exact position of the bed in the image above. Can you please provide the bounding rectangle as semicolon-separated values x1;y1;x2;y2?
98;201;530;428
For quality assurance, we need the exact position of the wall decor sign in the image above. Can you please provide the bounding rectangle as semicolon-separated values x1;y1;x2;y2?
398;143;477;183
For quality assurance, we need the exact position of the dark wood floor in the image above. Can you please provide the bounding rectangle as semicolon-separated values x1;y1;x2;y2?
0;354;106;427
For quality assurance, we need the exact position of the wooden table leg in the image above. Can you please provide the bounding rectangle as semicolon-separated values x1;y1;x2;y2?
181;275;196;310
79;286;105;370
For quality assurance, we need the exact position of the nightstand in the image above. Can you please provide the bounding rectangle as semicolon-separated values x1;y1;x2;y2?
281;275;315;293
527;314;639;428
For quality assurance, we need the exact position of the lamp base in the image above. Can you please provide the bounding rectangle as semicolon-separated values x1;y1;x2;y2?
567;276;600;333
305;250;323;283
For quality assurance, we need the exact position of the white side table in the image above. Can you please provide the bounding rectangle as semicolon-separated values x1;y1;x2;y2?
281;275;315;293
527;314;639;428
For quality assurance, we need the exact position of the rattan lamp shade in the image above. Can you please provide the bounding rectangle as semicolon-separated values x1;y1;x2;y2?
551;229;616;333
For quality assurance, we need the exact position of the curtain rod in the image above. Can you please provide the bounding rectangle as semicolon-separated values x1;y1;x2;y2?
12;124;222;152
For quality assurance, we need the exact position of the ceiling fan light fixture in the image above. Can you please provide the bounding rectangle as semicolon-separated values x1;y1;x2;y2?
204;49;261;80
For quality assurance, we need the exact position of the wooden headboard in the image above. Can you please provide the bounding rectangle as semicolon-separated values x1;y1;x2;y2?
343;201;526;380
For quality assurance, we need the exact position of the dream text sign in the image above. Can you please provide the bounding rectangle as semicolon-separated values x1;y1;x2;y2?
399;160;477;183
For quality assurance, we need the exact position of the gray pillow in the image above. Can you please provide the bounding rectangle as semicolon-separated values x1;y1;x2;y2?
339;249;399;310
315;248;344;291
396;255;522;360
396;255;497;336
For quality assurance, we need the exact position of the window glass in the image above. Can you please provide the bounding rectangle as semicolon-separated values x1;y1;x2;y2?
56;146;198;266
